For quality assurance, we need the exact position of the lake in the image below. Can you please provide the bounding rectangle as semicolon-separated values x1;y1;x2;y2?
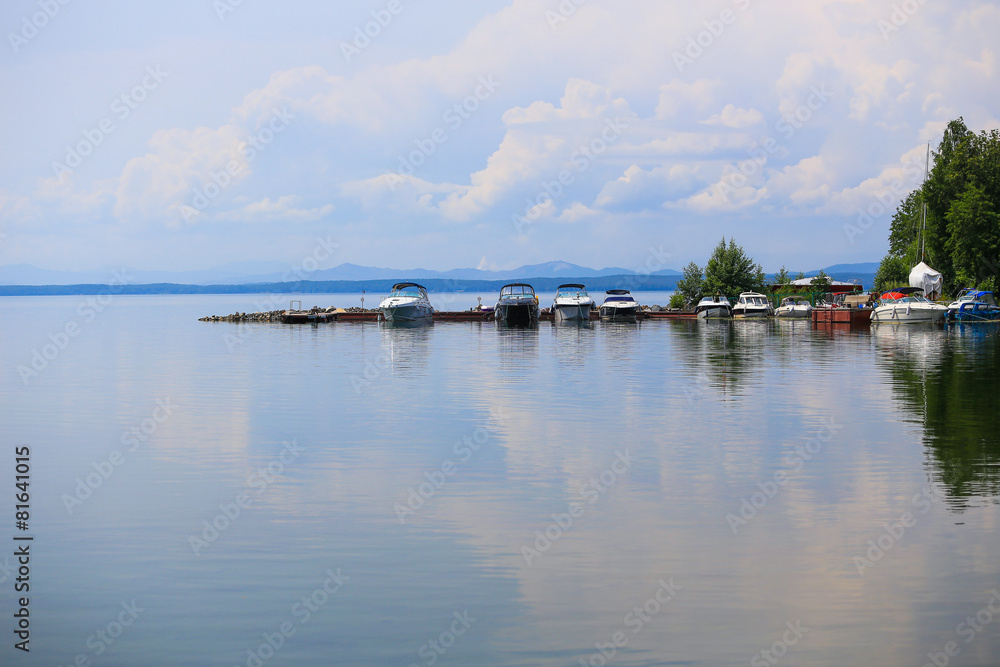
1;293;999;666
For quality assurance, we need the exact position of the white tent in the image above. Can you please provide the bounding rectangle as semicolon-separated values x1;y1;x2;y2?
909;262;943;299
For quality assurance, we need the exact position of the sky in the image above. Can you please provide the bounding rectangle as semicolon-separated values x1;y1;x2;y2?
1;0;998;275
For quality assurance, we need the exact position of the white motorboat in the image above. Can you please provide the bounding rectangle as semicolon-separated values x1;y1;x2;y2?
774;295;812;318
870;287;947;324
379;282;434;324
551;284;594;322
945;289;1000;323
732;292;772;318
694;294;732;319
495;283;540;326
599;290;640;321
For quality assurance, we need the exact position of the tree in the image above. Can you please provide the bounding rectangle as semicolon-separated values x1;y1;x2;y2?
702;237;766;298
674;262;704;308
873;255;909;293
875;118;1000;295
773;266;791;292
810;270;833;293
946;184;1000;289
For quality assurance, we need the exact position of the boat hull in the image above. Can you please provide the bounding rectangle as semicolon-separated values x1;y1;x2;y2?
553;304;591;322
599;305;638;322
496;302;539;326
381;302;433;323
946;305;1000;323
871;304;946;323
733;307;770;319
774;306;811;318
695;305;731;319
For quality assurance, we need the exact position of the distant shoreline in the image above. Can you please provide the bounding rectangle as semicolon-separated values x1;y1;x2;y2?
0;275;683;296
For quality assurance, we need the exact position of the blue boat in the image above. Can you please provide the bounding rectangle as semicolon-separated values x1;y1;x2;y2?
945;289;1000;322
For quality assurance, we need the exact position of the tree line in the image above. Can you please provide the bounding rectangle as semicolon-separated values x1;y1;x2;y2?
875;118;1000;295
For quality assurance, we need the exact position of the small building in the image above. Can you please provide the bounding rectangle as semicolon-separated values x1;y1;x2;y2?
769;278;864;294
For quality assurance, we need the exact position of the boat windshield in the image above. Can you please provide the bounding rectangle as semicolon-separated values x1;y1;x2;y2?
959;292;996;305
604;296;635;302
500;285;535;297
556;288;589;298
391;288;424;298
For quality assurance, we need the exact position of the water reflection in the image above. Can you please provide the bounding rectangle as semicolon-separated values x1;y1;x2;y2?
495;325;539;383
875;323;1000;508
379;320;433;377
668;319;769;398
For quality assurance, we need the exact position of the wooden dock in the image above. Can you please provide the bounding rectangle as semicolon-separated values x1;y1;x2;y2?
811;307;870;329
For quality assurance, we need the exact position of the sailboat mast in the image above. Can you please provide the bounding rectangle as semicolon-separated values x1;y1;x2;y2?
919;142;929;261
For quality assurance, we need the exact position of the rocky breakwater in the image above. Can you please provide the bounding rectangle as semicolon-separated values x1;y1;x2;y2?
198;306;379;322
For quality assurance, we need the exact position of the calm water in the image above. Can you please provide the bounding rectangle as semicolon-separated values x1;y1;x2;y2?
1;294;999;666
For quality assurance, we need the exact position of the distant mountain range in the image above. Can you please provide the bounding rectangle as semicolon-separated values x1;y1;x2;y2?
0;260;880;287
0;260;680;286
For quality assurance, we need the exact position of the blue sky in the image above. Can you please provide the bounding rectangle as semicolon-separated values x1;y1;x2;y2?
1;0;998;274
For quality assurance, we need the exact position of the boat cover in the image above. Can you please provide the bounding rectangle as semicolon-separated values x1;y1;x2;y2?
909;262;943;299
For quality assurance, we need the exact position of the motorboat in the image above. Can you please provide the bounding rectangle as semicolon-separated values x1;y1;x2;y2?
551;284;594;322
774;295;812;318
495;283;540;326
599;290;640;321
694;294;732;319
945;289;1000;323
732;292;772;319
378;282;434;324
870;287;947;324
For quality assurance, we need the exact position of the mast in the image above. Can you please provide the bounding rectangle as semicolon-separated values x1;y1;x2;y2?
919;142;929;261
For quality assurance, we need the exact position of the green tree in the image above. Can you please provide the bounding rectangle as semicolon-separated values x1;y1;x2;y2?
702;237;766;298
876;118;1000;295
946;184;1000;288
873;255;909;293
674;261;704;308
773;266;791;292
810;270;833;292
